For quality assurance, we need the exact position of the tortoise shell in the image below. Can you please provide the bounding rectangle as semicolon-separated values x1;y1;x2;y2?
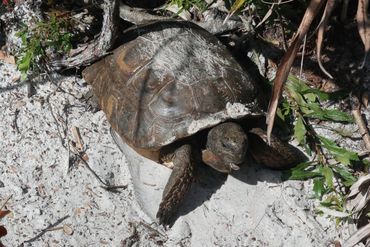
83;21;264;150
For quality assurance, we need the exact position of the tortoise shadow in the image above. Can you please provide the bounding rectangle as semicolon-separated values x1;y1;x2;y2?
174;164;227;221
163;126;306;225
172;157;286;224
231;159;285;185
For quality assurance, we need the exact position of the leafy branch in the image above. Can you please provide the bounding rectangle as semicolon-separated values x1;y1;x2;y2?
281;76;361;213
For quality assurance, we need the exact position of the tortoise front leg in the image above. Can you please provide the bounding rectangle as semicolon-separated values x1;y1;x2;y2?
156;144;194;225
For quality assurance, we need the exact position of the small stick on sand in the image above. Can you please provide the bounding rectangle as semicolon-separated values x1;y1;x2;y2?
69;141;127;191
0;195;12;211
71;126;84;152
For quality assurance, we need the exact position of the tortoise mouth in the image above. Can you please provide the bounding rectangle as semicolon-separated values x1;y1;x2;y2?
202;149;241;173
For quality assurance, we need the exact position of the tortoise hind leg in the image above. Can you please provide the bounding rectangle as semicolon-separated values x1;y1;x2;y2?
248;128;307;169
156;144;194;225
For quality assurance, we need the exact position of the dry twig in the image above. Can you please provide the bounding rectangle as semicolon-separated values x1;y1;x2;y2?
69;141;127;191
316;0;336;79
357;0;370;67
351;94;370;151
0;195;12;212
266;0;325;143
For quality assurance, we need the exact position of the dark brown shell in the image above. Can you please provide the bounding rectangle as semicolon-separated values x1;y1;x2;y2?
83;21;264;150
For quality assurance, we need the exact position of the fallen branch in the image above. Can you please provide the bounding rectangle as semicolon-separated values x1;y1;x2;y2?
50;0;120;69
119;3;245;35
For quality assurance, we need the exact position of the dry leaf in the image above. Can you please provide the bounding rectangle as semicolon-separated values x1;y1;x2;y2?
255;0;282;29
316;0;335;79
362;92;369;107
82;153;89;161
354;186;370;212
343;223;370;247
224;0;246;24
0;51;15;65
347;174;370;198
346;174;370;212
0;226;7;238
333;240;342;247
71;126;84;152
63;224;74;235
357;0;370;67
0;211;10;219
266;0;326;143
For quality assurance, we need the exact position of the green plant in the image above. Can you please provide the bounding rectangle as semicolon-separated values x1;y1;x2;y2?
167;0;208;11
280;75;361;214
16;14;72;80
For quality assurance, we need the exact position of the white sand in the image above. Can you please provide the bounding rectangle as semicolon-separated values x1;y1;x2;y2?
0;63;354;246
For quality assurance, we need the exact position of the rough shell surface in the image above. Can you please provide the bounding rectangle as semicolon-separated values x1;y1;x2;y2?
83;21;263;149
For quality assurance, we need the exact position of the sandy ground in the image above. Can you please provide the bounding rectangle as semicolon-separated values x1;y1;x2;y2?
0;62;358;246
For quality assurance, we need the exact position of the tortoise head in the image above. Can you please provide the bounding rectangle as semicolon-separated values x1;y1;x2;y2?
202;122;248;173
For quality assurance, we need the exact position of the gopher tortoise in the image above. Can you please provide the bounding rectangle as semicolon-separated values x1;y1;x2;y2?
83;20;302;224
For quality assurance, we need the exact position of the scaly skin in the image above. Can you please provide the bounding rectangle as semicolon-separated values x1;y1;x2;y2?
248;128;306;169
156;144;194;225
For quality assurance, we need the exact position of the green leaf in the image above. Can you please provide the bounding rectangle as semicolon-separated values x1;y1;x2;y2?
321;109;354;122
303;142;312;156
277;99;292;121
304;103;354;123
294;115;307;145
286;82;307;107
320;194;344;211
303;92;318;102
287;75;311;93
302;88;348;101
283;161;321;180
318;136;359;165
320;166;334;189
313;177;325;199
288;75;347;101
332;165;357;187
17;51;32;72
